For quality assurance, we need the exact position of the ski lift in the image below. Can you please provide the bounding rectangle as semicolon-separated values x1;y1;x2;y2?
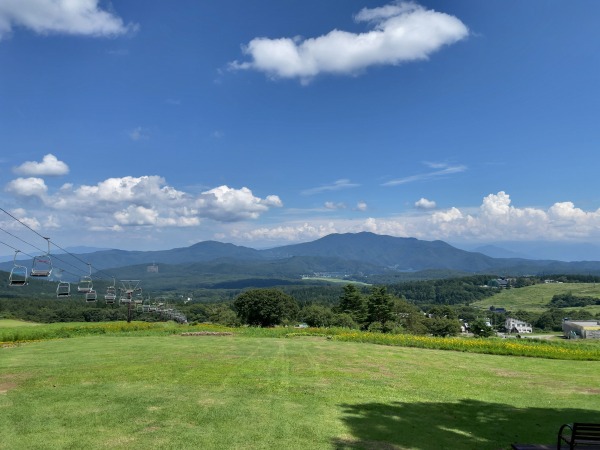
105;278;116;303
119;290;132;305
85;289;97;302
31;238;52;277
56;282;71;297
8;250;28;286
78;264;93;293
119;280;141;305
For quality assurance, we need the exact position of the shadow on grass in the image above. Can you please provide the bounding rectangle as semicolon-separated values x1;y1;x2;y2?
334;399;600;450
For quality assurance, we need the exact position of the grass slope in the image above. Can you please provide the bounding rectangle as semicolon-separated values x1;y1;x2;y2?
1;333;599;449
0;319;40;328
472;282;600;313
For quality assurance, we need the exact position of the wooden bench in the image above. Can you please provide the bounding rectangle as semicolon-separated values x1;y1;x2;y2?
512;423;600;450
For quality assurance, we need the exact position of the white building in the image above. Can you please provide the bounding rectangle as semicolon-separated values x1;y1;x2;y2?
505;317;532;333
562;320;600;339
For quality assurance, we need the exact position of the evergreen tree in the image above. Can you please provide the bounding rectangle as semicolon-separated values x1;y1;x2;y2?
366;286;394;326
337;284;367;325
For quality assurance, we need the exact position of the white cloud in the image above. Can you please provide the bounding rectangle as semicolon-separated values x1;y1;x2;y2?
324;202;346;210
195;185;283;222
13;154;69;177
5;177;48;197
223;192;600;246
231;222;338;243
114;205;159;226
355;201;368;211
4;175;282;233
383;162;466;186
302;179;360;195
230;1;468;82
415;197;436;209
0;0;138;41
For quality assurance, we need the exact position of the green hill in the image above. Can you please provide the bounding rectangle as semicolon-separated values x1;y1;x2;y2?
472;282;600;313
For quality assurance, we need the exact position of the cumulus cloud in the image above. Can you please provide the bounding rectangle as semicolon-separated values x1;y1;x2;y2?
0;0;138;40
230;1;468;82
415;197;436;209
225;192;600;245
231;222;339;243
4;174;282;231
383;162;466;186
195;186;282;222
5;177;48;197
13;154;69;177
302;179;360;195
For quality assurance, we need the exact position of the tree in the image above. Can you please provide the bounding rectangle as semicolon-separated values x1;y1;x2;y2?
469;318;495;338
393;298;428;334
366;286;394;328
233;288;299;327
331;313;359;329
336;284;367;324
300;304;335;328
427;317;461;337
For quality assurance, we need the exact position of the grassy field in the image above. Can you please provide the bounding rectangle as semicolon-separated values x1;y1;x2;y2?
1;326;599;449
472;282;600;313
0;319;41;328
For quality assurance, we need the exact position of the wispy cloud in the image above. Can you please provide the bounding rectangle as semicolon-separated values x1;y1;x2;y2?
301;179;360;195
324;201;346;210
383;162;466;186
230;1;468;83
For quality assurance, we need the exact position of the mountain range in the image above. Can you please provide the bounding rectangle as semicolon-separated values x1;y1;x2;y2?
3;233;600;288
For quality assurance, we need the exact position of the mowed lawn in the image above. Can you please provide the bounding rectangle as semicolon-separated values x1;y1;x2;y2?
1;334;599;450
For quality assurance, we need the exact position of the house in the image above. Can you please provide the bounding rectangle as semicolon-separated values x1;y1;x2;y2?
562;320;600;339
505;317;532;333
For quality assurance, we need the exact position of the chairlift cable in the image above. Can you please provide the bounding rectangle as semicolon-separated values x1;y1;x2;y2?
0;239;36;259
0;209;112;281
0;225;46;255
1;207;149;287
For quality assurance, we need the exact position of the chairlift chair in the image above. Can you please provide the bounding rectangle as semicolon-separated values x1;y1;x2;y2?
56;282;71;297
31;238;52;277
119;289;132;305
78;264;93;293
105;288;116;304
85;289;97;302
105;279;117;303
8;250;28;286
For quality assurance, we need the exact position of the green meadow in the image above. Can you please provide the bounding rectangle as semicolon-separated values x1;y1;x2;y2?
472;282;600;313
0;319;40;328
1;322;599;449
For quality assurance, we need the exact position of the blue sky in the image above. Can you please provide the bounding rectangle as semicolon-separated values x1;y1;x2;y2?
1;0;599;254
